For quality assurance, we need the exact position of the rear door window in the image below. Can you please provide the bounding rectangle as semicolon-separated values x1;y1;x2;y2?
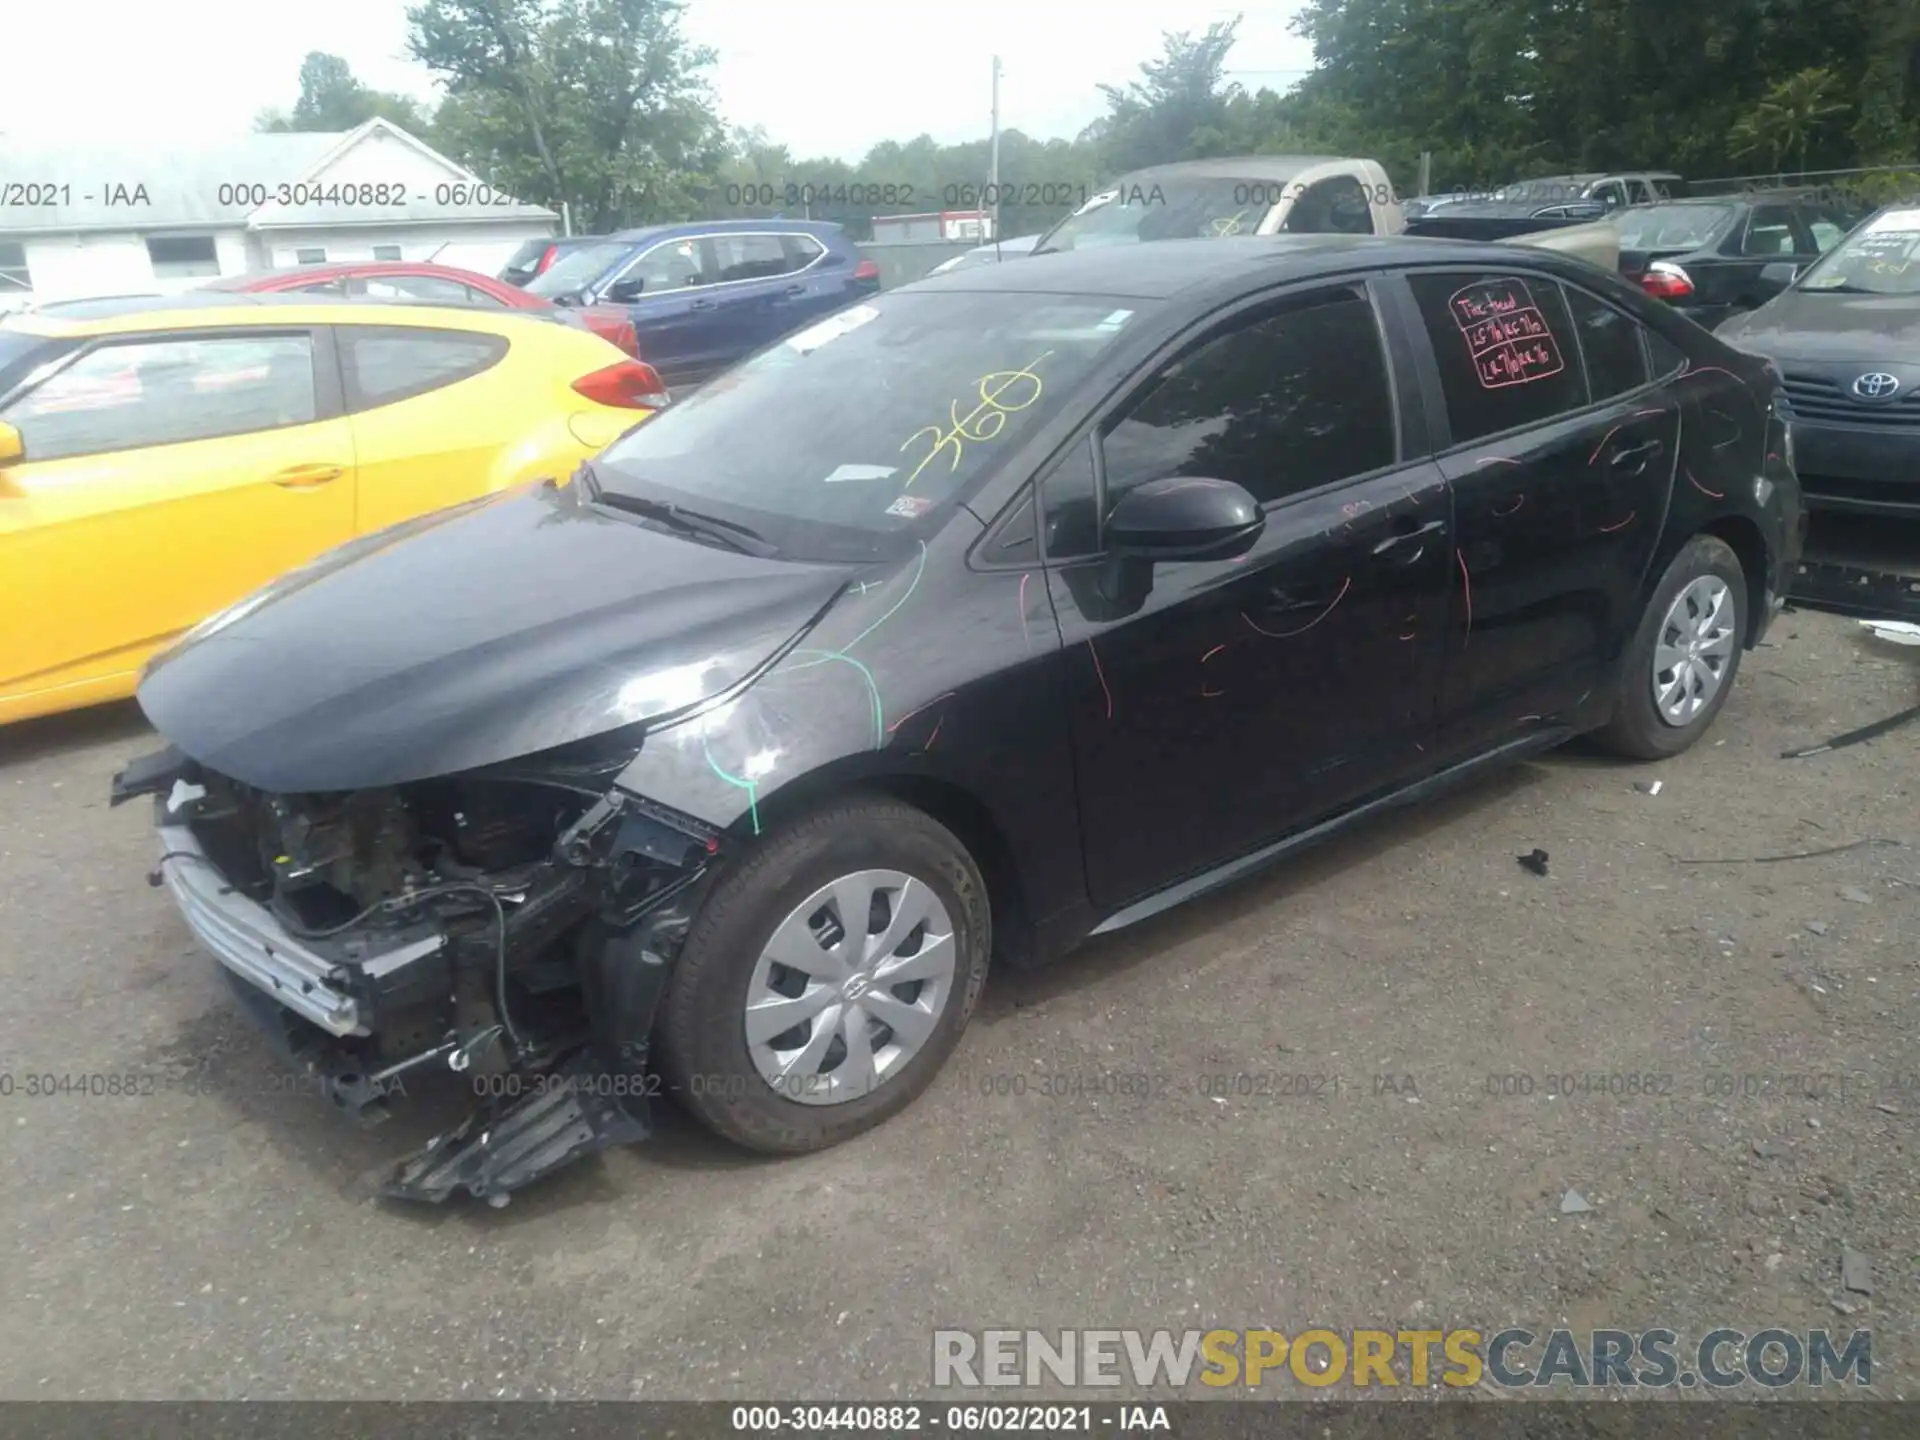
1405;271;1588;444
1743;205;1799;256
1;333;317;461
619;237;713;295
338;327;508;411
362;273;478;305
1807;209;1850;252
709;234;791;283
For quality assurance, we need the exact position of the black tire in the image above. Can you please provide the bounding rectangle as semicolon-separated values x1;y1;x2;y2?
1591;534;1748;760
655;795;990;1154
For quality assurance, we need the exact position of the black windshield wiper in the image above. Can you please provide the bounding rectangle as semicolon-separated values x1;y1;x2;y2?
591;490;778;557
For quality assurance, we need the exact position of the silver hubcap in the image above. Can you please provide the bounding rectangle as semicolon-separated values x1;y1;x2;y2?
1652;575;1736;726
743;869;957;1106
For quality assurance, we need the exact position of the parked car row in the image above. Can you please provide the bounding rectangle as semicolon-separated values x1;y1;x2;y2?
2;151;1866;1207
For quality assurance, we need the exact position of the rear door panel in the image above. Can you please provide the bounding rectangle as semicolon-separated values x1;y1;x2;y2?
1389;267;1679;755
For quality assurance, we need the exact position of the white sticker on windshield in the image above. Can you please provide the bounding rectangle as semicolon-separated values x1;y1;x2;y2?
1073;189;1117;216
786;304;880;354
823;463;896;483
1096;309;1134;330
1866;208;1920;234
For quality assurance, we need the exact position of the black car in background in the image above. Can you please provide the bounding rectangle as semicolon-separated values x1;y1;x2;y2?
114;236;1801;1204
1616;192;1862;327
1719;203;1920;518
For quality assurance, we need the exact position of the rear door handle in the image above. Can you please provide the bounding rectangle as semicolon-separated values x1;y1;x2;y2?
1611;438;1663;471
271;463;342;489
780;284;805;297
1371;517;1445;562
689;298;716;311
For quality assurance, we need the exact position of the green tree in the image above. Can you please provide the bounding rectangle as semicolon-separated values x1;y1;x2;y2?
408;0;727;230
1729;67;1850;175
255;52;434;134
1086;18;1247;173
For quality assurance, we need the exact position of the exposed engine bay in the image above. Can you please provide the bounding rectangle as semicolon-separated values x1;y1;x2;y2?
111;742;723;1206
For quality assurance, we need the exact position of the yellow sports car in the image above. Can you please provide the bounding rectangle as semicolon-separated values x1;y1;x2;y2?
0;296;669;723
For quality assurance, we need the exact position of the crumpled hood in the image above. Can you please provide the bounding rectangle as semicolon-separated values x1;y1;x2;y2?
138;480;851;793
1717;291;1920;362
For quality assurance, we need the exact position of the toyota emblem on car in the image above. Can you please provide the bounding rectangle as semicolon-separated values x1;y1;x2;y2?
1851;371;1902;400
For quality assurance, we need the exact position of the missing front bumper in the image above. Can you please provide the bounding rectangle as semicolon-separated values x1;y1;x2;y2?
154;823;444;1037
120;747;713;1204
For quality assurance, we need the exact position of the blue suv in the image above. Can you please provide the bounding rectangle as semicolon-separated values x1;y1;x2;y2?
522;219;880;388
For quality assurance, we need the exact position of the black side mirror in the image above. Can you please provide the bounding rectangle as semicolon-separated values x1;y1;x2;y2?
1758;261;1799;290
1093;475;1265;611
1106;475;1264;561
605;277;646;303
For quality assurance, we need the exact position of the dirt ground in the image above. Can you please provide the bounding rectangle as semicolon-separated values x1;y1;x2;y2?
0;604;1914;1401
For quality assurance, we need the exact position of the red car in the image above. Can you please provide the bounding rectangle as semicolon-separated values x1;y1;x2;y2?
203;261;640;358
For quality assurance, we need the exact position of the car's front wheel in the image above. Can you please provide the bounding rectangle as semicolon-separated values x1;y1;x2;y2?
1592;533;1748;760
655;796;990;1153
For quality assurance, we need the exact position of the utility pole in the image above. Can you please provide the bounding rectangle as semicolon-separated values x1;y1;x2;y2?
988;55;1001;240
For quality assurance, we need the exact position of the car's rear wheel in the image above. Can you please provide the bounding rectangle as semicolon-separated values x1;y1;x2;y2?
655;796;990;1153
1591;534;1747;760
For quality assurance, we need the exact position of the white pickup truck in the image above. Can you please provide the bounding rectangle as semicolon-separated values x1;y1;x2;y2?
1028;155;1621;270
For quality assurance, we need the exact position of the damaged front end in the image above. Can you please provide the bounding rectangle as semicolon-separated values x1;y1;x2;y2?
111;740;720;1206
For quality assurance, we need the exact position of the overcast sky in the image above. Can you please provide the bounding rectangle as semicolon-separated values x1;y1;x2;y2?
2;2;1316;160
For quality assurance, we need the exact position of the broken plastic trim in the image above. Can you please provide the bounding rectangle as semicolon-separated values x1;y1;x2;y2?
382;1048;649;1206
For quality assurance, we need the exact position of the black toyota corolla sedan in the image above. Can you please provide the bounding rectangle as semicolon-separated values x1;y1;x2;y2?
1718;203;1920;518
112;236;1803;1204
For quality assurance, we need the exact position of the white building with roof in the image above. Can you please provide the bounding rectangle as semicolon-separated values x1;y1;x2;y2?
0;118;559;308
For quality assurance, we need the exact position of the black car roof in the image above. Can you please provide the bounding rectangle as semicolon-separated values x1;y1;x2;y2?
901;234;1594;301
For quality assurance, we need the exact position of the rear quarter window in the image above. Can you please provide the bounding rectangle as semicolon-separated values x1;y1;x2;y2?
337;326;509;411
1561;284;1650;400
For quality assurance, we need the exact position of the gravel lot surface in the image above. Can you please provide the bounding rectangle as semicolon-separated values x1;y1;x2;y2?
1;605;1914;1401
